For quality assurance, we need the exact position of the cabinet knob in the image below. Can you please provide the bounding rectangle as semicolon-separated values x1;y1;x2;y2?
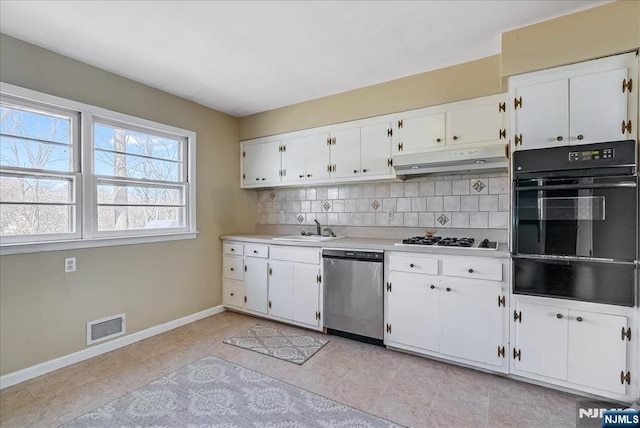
453;136;458;141
430;284;435;289
353;169;358;174
299;174;304;178
255;178;260;181
262;177;266;180
230;248;235;252
253;250;258;254
576;134;584;141
230;268;234;271
468;268;474;273
556;313;563;319
230;293;234;296
576;316;583;322
307;174;312;177
556;136;563;141
409;263;415;268
362;169;368;173
446;287;451;292
436;138;441;143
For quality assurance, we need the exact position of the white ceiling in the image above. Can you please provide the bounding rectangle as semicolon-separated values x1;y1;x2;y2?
0;1;609;117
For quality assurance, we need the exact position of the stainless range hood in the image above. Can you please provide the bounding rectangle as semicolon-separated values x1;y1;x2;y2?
392;144;508;179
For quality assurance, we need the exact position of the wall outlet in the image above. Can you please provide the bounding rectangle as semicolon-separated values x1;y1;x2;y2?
65;257;76;273
387;208;394;220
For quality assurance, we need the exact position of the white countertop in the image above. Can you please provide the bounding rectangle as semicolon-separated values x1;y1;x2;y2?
220;234;510;258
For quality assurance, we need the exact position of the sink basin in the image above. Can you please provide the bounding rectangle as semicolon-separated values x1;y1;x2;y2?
272;235;345;242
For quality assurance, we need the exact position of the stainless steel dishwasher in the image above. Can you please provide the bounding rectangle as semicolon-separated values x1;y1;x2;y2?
322;249;384;345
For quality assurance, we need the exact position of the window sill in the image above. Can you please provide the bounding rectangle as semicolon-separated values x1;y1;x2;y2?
0;232;198;256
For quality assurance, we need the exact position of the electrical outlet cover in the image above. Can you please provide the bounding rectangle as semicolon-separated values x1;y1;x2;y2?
65;257;76;273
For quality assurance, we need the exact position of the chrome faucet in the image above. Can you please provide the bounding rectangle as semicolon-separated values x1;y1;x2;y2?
323;227;336;237
314;219;321;235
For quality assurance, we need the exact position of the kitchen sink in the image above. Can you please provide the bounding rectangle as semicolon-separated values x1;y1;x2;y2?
271;234;345;242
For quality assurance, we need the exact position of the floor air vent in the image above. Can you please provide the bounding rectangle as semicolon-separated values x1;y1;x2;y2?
87;313;126;345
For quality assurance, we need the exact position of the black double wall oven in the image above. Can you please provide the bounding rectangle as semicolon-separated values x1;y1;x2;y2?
512;140;639;307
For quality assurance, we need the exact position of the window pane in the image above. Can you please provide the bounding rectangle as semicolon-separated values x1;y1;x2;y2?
97;206;184;231
0;175;73;203
94;151;181;182
0;104;71;144
94;123;181;161
0;136;72;171
97;184;182;206
0;204;73;236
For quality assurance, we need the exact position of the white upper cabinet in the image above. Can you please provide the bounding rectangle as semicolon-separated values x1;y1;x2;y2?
446;99;506;146
281;133;330;183
242;140;281;187
510;52;637;151
357;120;393;178
394;94;507;156
330;127;361;179
395;112;445;153
570;68;629;145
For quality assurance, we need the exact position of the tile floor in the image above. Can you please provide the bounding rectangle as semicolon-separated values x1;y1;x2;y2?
0;311;584;427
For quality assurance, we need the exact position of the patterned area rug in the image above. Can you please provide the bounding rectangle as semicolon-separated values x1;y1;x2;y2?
65;355;401;427
223;324;328;365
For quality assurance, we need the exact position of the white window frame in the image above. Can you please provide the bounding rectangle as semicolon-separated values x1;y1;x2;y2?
0;82;197;255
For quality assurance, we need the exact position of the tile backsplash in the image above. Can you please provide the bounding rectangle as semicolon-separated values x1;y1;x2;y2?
256;173;509;229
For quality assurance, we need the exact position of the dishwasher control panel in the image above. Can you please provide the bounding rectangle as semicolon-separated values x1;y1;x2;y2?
322;249;383;262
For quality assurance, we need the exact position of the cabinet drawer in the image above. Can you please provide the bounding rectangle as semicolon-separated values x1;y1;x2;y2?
223;279;244;307
245;244;269;258
442;259;502;282
223;242;244;256
388;254;439;275
223;256;244;280
271;246;321;264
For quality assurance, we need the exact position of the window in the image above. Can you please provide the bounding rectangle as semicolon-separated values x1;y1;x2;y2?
0;83;196;254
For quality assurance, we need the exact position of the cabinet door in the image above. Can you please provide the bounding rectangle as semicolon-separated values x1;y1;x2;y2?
330;127;361;179
360;121;392;177
513;79;569;151
244;258;268;314
305;133;331;181
242;141;281;186
440;280;503;366
447;102;504;146
568;311;627;394
513;302;568;380
268;262;294;319
292;265;320;326
222;279;244;308
386;272;440;352
396;112;445;154
570;68;629;144
280;137;307;183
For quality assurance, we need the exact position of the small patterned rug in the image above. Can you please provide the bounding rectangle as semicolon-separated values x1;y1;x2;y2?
65;355;401;427
223;324;328;365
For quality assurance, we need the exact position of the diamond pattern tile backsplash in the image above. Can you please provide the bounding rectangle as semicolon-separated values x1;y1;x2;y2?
256;173;509;229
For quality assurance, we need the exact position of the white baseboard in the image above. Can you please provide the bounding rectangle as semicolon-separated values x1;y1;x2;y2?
0;305;226;389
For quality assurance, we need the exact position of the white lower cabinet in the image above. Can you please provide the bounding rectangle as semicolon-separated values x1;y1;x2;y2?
221;241;322;331
385;252;509;372
440;279;503;366
511;298;632;398
386;271;440;351
244;258;268;314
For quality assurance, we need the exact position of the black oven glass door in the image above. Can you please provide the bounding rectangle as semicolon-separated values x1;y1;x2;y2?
513;257;636;307
513;176;637;261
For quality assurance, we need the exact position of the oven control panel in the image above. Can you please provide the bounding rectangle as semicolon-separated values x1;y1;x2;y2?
568;148;614;162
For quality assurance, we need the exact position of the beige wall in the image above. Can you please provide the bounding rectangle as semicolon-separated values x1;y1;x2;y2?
0;34;255;375
239;55;503;140
502;1;640;77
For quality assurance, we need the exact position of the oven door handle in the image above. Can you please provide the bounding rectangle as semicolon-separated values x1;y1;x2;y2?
515;182;637;191
512;254;637;265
